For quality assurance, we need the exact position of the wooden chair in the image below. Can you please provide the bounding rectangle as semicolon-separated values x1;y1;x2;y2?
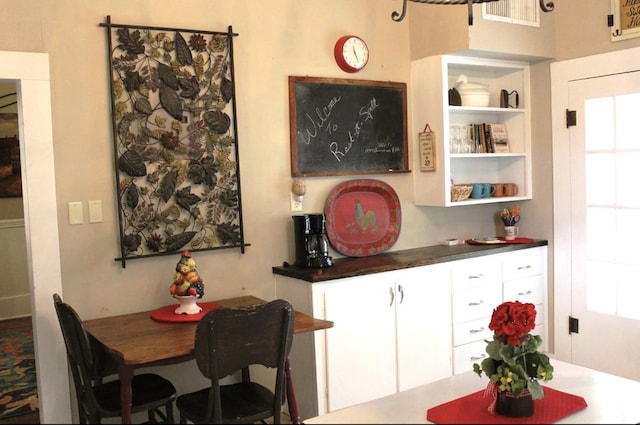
176;299;295;424
52;293;176;424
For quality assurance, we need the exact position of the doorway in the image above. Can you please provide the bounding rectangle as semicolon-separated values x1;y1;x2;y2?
0;51;70;423
551;46;640;378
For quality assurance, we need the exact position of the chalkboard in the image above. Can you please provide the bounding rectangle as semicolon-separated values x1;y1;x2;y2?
289;76;409;177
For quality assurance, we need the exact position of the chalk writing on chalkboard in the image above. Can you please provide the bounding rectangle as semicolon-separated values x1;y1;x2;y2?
289;76;409;177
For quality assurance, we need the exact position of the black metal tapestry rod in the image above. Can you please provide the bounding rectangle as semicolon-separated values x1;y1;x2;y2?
392;0;554;25
99;15;239;37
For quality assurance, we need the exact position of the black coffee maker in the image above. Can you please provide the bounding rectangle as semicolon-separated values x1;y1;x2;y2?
292;213;333;268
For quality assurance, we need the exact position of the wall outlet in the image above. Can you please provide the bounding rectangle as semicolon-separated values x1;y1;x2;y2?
290;193;303;212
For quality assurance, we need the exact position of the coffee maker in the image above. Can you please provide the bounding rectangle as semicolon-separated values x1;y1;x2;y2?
292;213;333;268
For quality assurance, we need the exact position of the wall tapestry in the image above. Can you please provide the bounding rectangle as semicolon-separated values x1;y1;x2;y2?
101;17;247;267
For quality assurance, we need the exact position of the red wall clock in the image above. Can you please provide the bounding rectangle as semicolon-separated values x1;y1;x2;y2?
334;35;369;73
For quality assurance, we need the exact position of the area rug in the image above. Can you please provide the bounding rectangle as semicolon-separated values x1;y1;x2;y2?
0;317;39;420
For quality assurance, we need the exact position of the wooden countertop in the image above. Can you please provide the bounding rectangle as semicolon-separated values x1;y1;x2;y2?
272;240;548;283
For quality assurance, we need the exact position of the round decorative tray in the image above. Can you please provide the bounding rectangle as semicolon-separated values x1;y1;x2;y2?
324;179;401;257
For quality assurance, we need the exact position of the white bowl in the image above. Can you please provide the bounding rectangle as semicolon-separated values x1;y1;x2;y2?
461;92;490;107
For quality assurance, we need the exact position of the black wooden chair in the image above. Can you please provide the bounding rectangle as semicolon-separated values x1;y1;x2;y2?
176;299;295;424
53;293;176;424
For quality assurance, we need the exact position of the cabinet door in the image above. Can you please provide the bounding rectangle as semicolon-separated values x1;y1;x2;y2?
323;274;396;412
395;265;452;392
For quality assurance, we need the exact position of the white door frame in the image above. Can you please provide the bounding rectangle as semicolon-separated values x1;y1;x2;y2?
0;51;71;423
550;46;640;362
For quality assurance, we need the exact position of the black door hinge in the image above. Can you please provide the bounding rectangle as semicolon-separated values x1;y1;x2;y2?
566;109;577;128
569;316;579;334
608;14;614;27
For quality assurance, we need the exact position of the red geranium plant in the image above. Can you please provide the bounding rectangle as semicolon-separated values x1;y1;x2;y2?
473;301;554;399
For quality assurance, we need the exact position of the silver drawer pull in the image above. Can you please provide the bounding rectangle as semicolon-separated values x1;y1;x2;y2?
470;354;486;361
468;300;484;306
469;327;485;333
517;265;532;270
468;274;484;279
518;290;533;296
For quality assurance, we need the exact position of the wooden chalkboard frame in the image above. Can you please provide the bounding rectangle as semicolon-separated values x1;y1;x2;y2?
289;76;409;177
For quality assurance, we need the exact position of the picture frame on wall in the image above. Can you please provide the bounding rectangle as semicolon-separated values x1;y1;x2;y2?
610;0;640;41
0;113;22;198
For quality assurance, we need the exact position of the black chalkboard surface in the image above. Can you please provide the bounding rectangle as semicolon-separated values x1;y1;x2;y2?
289;76;409;177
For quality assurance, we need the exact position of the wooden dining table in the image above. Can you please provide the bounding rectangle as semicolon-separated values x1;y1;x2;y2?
83;295;334;424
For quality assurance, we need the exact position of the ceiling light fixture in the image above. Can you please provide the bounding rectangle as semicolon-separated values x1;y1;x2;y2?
391;0;554;25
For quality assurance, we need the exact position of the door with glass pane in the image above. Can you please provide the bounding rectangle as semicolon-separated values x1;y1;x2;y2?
568;71;640;380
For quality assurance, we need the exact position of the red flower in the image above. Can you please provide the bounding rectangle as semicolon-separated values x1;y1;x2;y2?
488;301;537;346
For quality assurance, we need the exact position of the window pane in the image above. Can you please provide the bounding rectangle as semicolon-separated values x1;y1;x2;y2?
615;93;640;150
616;208;640;265
617;264;640;319
585;97;614;151
617;152;640;207
586;207;616;261
586;153;615;205
586;260;616;314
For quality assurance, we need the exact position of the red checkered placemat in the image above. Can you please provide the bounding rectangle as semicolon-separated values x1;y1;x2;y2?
426;386;587;424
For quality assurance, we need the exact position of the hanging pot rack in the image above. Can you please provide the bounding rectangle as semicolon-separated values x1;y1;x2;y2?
391;0;555;25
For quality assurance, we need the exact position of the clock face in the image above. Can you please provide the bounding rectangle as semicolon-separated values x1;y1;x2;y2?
334;35;369;73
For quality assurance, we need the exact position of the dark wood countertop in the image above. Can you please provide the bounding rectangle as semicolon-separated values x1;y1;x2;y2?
272;240;548;283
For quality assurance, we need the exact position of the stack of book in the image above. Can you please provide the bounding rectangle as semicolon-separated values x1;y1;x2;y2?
466;123;510;153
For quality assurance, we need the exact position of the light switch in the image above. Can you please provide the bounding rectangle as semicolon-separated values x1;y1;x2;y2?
89;200;103;223
68;202;83;225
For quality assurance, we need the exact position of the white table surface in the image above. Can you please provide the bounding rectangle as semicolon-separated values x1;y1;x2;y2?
304;359;640;424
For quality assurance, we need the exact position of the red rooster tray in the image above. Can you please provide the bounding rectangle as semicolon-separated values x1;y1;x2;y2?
324;179;401;257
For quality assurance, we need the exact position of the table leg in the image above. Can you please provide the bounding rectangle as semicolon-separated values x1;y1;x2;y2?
118;364;134;424
285;357;301;425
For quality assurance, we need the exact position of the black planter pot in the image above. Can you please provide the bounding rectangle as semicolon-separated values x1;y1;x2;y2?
495;390;534;417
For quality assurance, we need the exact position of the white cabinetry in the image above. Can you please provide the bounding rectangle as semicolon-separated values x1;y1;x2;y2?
450;246;549;375
275;264;451;417
411;54;532;207
450;255;502;375
273;244;548;420
501;246;548;351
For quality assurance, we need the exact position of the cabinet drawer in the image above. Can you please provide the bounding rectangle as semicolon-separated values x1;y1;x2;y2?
453;316;493;346
453;340;488;375
503;275;544;306
452;286;502;324
502;249;545;281
451;258;502;292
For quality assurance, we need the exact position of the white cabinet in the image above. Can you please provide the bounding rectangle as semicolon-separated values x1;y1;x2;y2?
501;246;548;351
323;273;397;411
275;264;452;417
273;243;548;420
450;255;503;375
410;54;532;207
450;246;549;375
395;266;452;392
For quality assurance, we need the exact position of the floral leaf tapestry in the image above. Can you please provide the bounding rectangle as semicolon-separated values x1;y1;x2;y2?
102;17;246;266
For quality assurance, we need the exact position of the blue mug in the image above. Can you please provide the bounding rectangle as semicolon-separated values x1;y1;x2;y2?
470;183;496;198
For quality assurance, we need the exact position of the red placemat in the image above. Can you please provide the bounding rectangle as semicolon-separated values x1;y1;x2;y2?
150;301;223;323
426;386;587;424
466;237;534;245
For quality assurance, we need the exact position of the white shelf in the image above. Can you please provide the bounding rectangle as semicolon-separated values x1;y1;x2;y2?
411;54;533;207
